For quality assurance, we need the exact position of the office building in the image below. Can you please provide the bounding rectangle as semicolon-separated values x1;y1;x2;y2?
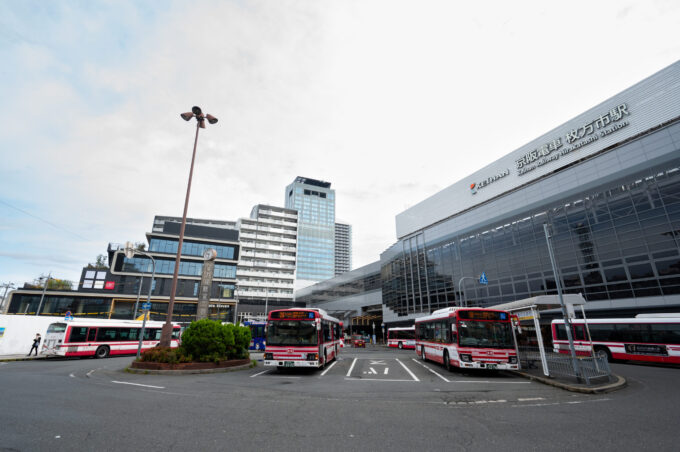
334;221;352;276
285;177;336;286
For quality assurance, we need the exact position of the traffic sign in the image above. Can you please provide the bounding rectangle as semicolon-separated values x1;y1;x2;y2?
142;302;152;310
479;272;488;285
64;311;74;321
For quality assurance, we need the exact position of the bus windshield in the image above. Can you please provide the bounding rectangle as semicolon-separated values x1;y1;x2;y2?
266;320;317;346
458;320;513;348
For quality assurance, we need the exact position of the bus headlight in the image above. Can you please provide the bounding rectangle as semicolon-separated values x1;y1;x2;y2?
460;354;472;362
264;353;273;360
509;356;518;364
306;353;318;361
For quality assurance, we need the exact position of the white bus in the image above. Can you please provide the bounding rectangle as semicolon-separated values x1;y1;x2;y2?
42;319;181;359
387;326;415;349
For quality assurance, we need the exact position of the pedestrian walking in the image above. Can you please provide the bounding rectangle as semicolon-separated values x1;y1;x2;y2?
28;333;41;356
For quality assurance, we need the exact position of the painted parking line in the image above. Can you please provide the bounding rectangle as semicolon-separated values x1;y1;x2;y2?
251;370;270;378
411;359;450;382
396;358;419;382
346;358;358;377
411;358;531;384
320;361;338;376
111;381;165;389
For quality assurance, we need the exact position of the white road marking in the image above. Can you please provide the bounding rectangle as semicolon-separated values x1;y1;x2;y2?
111;381;165;389
345;378;419;382
320;361;337;376
251;370;270;378
384;367;389;375
518;397;545;401
411;358;450;382
396;358;419;382
69;373;75;378
346;358;358;377
369;360;386;365
369;367;377;375
86;369;97;378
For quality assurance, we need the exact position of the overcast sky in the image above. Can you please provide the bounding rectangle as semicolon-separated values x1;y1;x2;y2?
1;0;679;288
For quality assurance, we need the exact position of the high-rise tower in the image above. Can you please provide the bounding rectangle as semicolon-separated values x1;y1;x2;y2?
285;177;335;287
334;220;352;276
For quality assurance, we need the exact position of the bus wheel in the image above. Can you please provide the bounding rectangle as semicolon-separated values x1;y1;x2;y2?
594;346;611;362
421;346;426;362
443;350;451;372
95;346;110;359
398;342;403;349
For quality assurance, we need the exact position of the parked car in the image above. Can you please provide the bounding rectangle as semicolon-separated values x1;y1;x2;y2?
352;334;366;348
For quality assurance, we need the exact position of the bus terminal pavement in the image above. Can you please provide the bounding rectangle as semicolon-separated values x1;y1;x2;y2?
0;348;626;394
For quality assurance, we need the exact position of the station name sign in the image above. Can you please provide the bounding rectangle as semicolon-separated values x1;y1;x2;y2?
515;103;631;176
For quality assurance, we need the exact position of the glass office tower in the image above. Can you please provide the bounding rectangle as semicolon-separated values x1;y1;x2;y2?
285;177;335;284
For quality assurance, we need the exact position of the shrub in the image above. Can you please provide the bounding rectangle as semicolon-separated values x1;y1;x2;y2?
140;346;191;364
179;319;251;362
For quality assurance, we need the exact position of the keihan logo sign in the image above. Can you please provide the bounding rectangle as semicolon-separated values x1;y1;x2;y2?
470;169;510;195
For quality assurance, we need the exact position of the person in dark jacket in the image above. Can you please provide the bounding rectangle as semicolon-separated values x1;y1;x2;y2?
28;333;41;356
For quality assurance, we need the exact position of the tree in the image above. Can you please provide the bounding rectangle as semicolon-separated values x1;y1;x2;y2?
25;276;74;290
134;242;146;251
86;254;108;269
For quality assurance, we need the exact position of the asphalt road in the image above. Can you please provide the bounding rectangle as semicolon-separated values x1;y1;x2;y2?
1;347;678;451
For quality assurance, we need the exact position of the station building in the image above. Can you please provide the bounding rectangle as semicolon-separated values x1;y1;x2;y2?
381;60;680;327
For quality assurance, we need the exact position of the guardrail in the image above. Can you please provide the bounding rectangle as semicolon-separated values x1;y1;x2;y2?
518;346;612;385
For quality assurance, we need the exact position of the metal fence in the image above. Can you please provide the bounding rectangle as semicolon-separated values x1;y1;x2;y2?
518;346;612;385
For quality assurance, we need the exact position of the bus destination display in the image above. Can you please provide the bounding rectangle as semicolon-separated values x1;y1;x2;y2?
271;311;315;320
459;310;507;321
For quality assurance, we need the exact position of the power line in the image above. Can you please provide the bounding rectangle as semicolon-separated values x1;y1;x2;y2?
0;199;90;241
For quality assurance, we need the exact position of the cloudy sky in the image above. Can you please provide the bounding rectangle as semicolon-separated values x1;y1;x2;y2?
1;0;679;288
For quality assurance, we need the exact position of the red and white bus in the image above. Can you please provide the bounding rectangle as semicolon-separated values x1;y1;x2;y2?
41;319;181;358
387;326;415;349
552;316;680;364
415;307;519;371
264;308;341;369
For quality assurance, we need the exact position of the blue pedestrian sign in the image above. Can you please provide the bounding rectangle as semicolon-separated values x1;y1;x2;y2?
142;302;152;310
479;272;489;285
64;311;74;321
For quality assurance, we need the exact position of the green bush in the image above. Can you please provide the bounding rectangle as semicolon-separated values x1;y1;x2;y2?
140;346;191;364
179;319;251;362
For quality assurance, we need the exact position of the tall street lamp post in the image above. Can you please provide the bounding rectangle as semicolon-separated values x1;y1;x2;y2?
457;276;475;308
160;106;218;347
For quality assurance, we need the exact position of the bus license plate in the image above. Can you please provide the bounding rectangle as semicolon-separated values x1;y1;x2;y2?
486;364;497;369
283;361;295;367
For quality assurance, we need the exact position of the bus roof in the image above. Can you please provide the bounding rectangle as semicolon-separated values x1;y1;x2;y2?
552;317;680;324
49;319;179;328
268;308;340;323
387;326;414;331
415;307;508;323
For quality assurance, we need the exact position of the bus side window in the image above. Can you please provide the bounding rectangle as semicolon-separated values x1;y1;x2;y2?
88;328;97;341
69;327;88;342
574;325;586;341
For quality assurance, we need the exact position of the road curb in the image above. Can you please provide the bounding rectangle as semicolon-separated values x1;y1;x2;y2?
125;362;255;375
511;371;627;394
0;356;48;362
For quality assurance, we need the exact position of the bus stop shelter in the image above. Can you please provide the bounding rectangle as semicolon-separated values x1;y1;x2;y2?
491;294;587;377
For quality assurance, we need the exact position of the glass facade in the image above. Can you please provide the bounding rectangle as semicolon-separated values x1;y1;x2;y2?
148;238;236;260
286;178;336;281
116;256;237;279
382;152;680;317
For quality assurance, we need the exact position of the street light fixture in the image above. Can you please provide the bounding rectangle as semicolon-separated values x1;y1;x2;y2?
160;106;218;347
457;276;475;308
124;242;157;359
